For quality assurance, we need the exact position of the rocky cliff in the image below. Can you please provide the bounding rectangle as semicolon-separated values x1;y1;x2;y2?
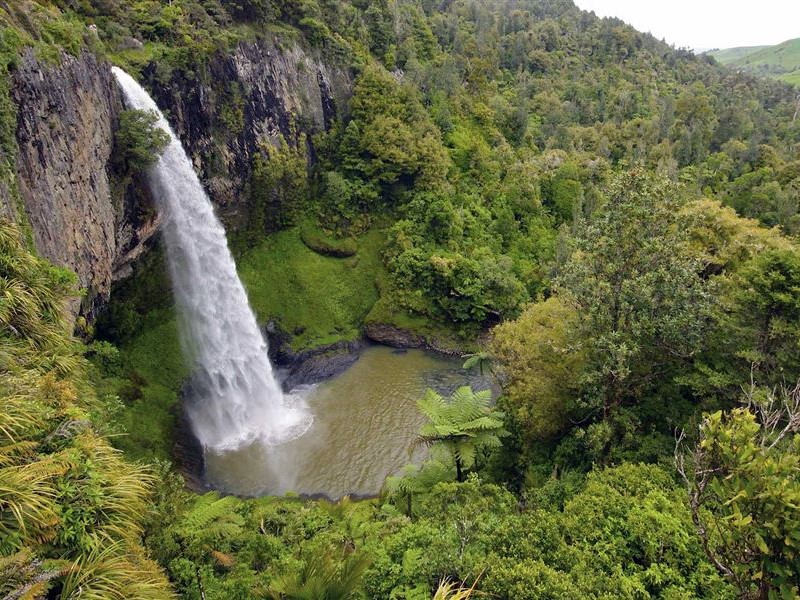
4;38;351;318
9;49;141;318
145;40;351;226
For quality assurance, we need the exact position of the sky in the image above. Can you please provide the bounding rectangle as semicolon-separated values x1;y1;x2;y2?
573;0;800;51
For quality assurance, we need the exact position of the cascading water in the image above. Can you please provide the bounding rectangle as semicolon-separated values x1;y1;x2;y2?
111;67;311;452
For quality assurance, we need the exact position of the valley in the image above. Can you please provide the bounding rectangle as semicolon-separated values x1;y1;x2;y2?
1;1;799;599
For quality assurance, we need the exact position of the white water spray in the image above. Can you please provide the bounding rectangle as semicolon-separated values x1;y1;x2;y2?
112;67;310;451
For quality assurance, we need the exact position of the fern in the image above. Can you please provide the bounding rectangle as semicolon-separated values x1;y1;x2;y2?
415;386;508;481
174;494;243;540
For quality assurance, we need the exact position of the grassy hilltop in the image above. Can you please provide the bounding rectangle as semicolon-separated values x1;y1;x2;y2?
710;37;800;85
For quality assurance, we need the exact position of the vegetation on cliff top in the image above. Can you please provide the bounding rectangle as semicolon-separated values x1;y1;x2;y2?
2;0;800;598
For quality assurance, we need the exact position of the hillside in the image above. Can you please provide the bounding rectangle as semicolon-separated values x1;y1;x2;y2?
709;44;770;64
2;1;800;599
710;37;800;85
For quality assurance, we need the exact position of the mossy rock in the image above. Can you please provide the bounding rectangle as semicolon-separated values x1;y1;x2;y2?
300;223;357;257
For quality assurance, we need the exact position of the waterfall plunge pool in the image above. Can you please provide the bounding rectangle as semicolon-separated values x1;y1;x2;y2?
203;345;492;499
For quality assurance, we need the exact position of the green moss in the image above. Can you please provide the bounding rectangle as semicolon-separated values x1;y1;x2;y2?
110;309;185;461
299;221;357;257
238;226;383;350
123;309;186;389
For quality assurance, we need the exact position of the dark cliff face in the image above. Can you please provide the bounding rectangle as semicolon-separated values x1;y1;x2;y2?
6;39;351;318
144;40;351;226
9;49;156;318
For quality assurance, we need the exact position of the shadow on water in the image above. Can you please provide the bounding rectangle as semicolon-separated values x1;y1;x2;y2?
203;345;493;499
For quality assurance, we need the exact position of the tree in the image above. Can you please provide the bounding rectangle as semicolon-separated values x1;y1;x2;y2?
490;297;586;445
416;386;508;482
735;248;800;379
384;460;453;517
113;109;169;175
461;351;491;378
250;137;309;232
671;82;718;166
557;169;713;418
676;385;800;599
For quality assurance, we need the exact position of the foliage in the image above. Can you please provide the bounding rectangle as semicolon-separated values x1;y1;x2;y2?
557;169;713;419
267;550;370;599
383;460;454;517
677;387;800;598
113;109;170;175
6;1;800;598
432;578;478;599
299;221;357;257
417;386;508;482
250;137;310;233
0;220;173;598
490;297;585;445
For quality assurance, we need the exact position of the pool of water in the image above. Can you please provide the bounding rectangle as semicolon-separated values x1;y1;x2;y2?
203;345;491;498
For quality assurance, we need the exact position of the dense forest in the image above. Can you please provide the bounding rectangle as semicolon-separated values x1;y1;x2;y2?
1;0;800;598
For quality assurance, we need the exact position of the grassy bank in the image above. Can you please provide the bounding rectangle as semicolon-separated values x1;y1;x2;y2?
238;226;383;350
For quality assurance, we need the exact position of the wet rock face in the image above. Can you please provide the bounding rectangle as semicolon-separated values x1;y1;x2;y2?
145;39;352;227
9;49;159;318
6;39;351;319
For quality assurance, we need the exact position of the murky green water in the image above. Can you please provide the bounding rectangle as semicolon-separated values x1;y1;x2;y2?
204;346;490;498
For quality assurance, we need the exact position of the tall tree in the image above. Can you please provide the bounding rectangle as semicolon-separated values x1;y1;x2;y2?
557;169;713;418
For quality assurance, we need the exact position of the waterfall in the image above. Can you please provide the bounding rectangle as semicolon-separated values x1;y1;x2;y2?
111;67;310;451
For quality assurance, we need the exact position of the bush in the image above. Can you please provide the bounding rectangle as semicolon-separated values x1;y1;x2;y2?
114;109;170;174
250;138;309;232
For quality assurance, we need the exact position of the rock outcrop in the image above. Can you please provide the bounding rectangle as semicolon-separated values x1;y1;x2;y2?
144;39;351;226
5;38;351;318
364;321;467;356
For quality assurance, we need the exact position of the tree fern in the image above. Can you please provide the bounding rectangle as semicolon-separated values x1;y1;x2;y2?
173;493;243;541
267;549;370;600
416;386;507;481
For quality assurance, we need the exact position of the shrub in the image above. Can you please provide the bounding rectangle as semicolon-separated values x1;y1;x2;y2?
299;222;357;257
113;109;170;174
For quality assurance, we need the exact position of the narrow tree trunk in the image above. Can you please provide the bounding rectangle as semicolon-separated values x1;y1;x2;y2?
756;313;773;374
455;456;464;482
197;565;206;600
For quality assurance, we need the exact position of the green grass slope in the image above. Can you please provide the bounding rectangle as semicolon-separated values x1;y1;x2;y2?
238;226;383;350
709;45;769;64
711;38;800;85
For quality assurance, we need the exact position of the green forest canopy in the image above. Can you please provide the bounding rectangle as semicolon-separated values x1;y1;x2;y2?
1;0;800;598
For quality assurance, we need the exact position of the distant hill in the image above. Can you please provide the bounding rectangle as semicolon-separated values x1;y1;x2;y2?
709;38;800;86
709;45;770;64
